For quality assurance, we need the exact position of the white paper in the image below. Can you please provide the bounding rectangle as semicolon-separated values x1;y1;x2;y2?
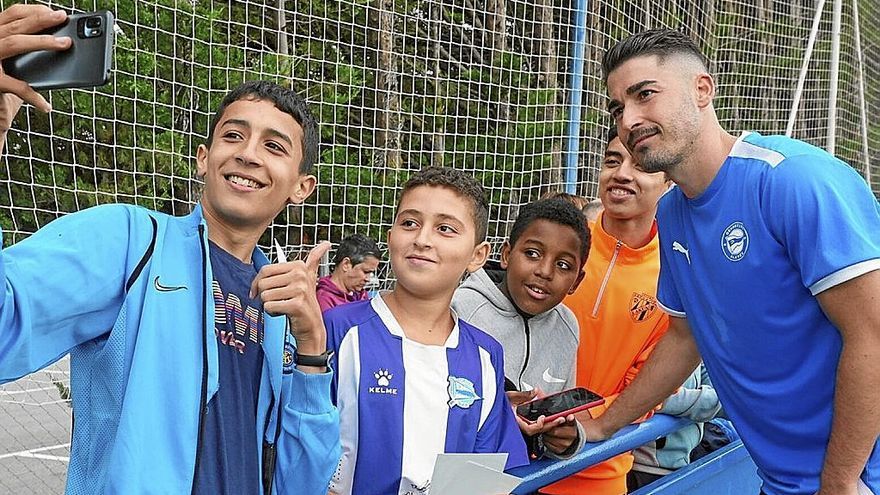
273;238;287;263
429;453;521;495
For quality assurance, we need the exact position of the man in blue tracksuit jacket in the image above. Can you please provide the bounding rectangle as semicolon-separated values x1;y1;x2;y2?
0;6;340;493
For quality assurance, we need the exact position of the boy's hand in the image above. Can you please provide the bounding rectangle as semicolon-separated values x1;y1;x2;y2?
0;5;71;116
510;388;570;437
250;241;332;359
511;389;581;454
506;389;537;407
542;415;579;454
0;93;22;134
514;413;567;438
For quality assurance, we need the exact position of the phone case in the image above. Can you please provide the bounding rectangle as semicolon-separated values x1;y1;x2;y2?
534;399;604;424
516;388;605;424
2;11;114;90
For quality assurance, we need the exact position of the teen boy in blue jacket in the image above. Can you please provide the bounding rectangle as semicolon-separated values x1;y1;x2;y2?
0;5;340;494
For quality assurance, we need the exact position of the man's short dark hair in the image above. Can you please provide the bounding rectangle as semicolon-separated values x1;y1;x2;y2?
606;124;618;144
602;29;709;82
206;80;319;173
399;167;490;243
333;234;381;269
509;198;590;268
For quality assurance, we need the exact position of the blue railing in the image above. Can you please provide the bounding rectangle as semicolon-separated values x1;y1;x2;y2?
631;440;761;495
509;414;761;494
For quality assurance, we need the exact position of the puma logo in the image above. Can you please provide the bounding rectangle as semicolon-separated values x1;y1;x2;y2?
672;241;691;265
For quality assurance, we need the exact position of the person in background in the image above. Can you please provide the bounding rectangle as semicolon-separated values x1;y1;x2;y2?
583;198;604;224
317;234;381;312
541;191;589;211
627;364;722;490
542;125;670;495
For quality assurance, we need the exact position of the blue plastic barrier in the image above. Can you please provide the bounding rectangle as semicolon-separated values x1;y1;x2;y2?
631;440;760;495
510;415;690;493
509;414;761;494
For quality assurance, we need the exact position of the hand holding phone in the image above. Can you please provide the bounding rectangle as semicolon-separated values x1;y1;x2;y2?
0;5;73;114
505;389;537;407
516;387;604;424
2;10;114;91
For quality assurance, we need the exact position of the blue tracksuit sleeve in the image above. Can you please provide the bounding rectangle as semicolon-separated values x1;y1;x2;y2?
273;367;341;495
474;349;529;470
0;205;151;383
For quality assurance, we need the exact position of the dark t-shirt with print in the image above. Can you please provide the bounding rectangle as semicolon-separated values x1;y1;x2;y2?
194;242;265;494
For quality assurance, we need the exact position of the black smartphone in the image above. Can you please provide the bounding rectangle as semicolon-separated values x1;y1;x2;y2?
516;387;605;423
2;11;114;90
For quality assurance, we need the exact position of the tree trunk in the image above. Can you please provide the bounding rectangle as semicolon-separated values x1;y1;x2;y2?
536;0;563;186
485;0;507;53
485;0;510;125
376;0;401;169
431;1;446;167
276;0;289;56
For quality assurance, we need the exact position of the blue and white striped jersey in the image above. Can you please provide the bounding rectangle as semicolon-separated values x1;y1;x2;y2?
325;296;528;495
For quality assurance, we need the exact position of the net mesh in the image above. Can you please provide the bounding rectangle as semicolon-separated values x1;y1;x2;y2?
1;0;878;491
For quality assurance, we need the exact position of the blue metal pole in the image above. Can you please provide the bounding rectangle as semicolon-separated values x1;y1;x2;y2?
564;0;589;194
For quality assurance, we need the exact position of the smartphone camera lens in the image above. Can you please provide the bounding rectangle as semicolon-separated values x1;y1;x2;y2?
79;16;103;38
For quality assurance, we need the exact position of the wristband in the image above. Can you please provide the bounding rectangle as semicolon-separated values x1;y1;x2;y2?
294;349;333;367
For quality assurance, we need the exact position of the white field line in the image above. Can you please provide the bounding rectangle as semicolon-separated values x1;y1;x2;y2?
0;443;70;462
0;386;58;396
0;399;70;406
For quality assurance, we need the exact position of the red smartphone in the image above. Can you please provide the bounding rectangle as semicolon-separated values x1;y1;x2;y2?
516;387;604;423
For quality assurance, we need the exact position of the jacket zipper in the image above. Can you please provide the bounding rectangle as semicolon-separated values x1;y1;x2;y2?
591;240;622;318
190;225;210;494
261;393;277;494
517;319;531;389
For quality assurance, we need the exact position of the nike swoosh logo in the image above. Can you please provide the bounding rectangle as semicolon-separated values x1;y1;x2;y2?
154;276;187;292
542;368;566;384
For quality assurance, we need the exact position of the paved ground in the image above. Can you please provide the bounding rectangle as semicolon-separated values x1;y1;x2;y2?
0;358;71;494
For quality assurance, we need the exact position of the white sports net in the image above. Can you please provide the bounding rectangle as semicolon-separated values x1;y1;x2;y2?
1;0;878;492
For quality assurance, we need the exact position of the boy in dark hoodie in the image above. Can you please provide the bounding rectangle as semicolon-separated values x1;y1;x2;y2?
452;198;591;458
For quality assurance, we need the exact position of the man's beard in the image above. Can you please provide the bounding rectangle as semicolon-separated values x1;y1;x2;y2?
638;148;682;174
635;129;693;174
628;127;676;173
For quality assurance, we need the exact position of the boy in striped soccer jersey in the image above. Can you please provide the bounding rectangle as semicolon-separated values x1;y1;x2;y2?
324;167;528;495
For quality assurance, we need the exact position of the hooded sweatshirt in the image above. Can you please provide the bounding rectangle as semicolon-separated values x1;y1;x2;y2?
452;268;579;394
631;363;721;475
452;268;586;458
